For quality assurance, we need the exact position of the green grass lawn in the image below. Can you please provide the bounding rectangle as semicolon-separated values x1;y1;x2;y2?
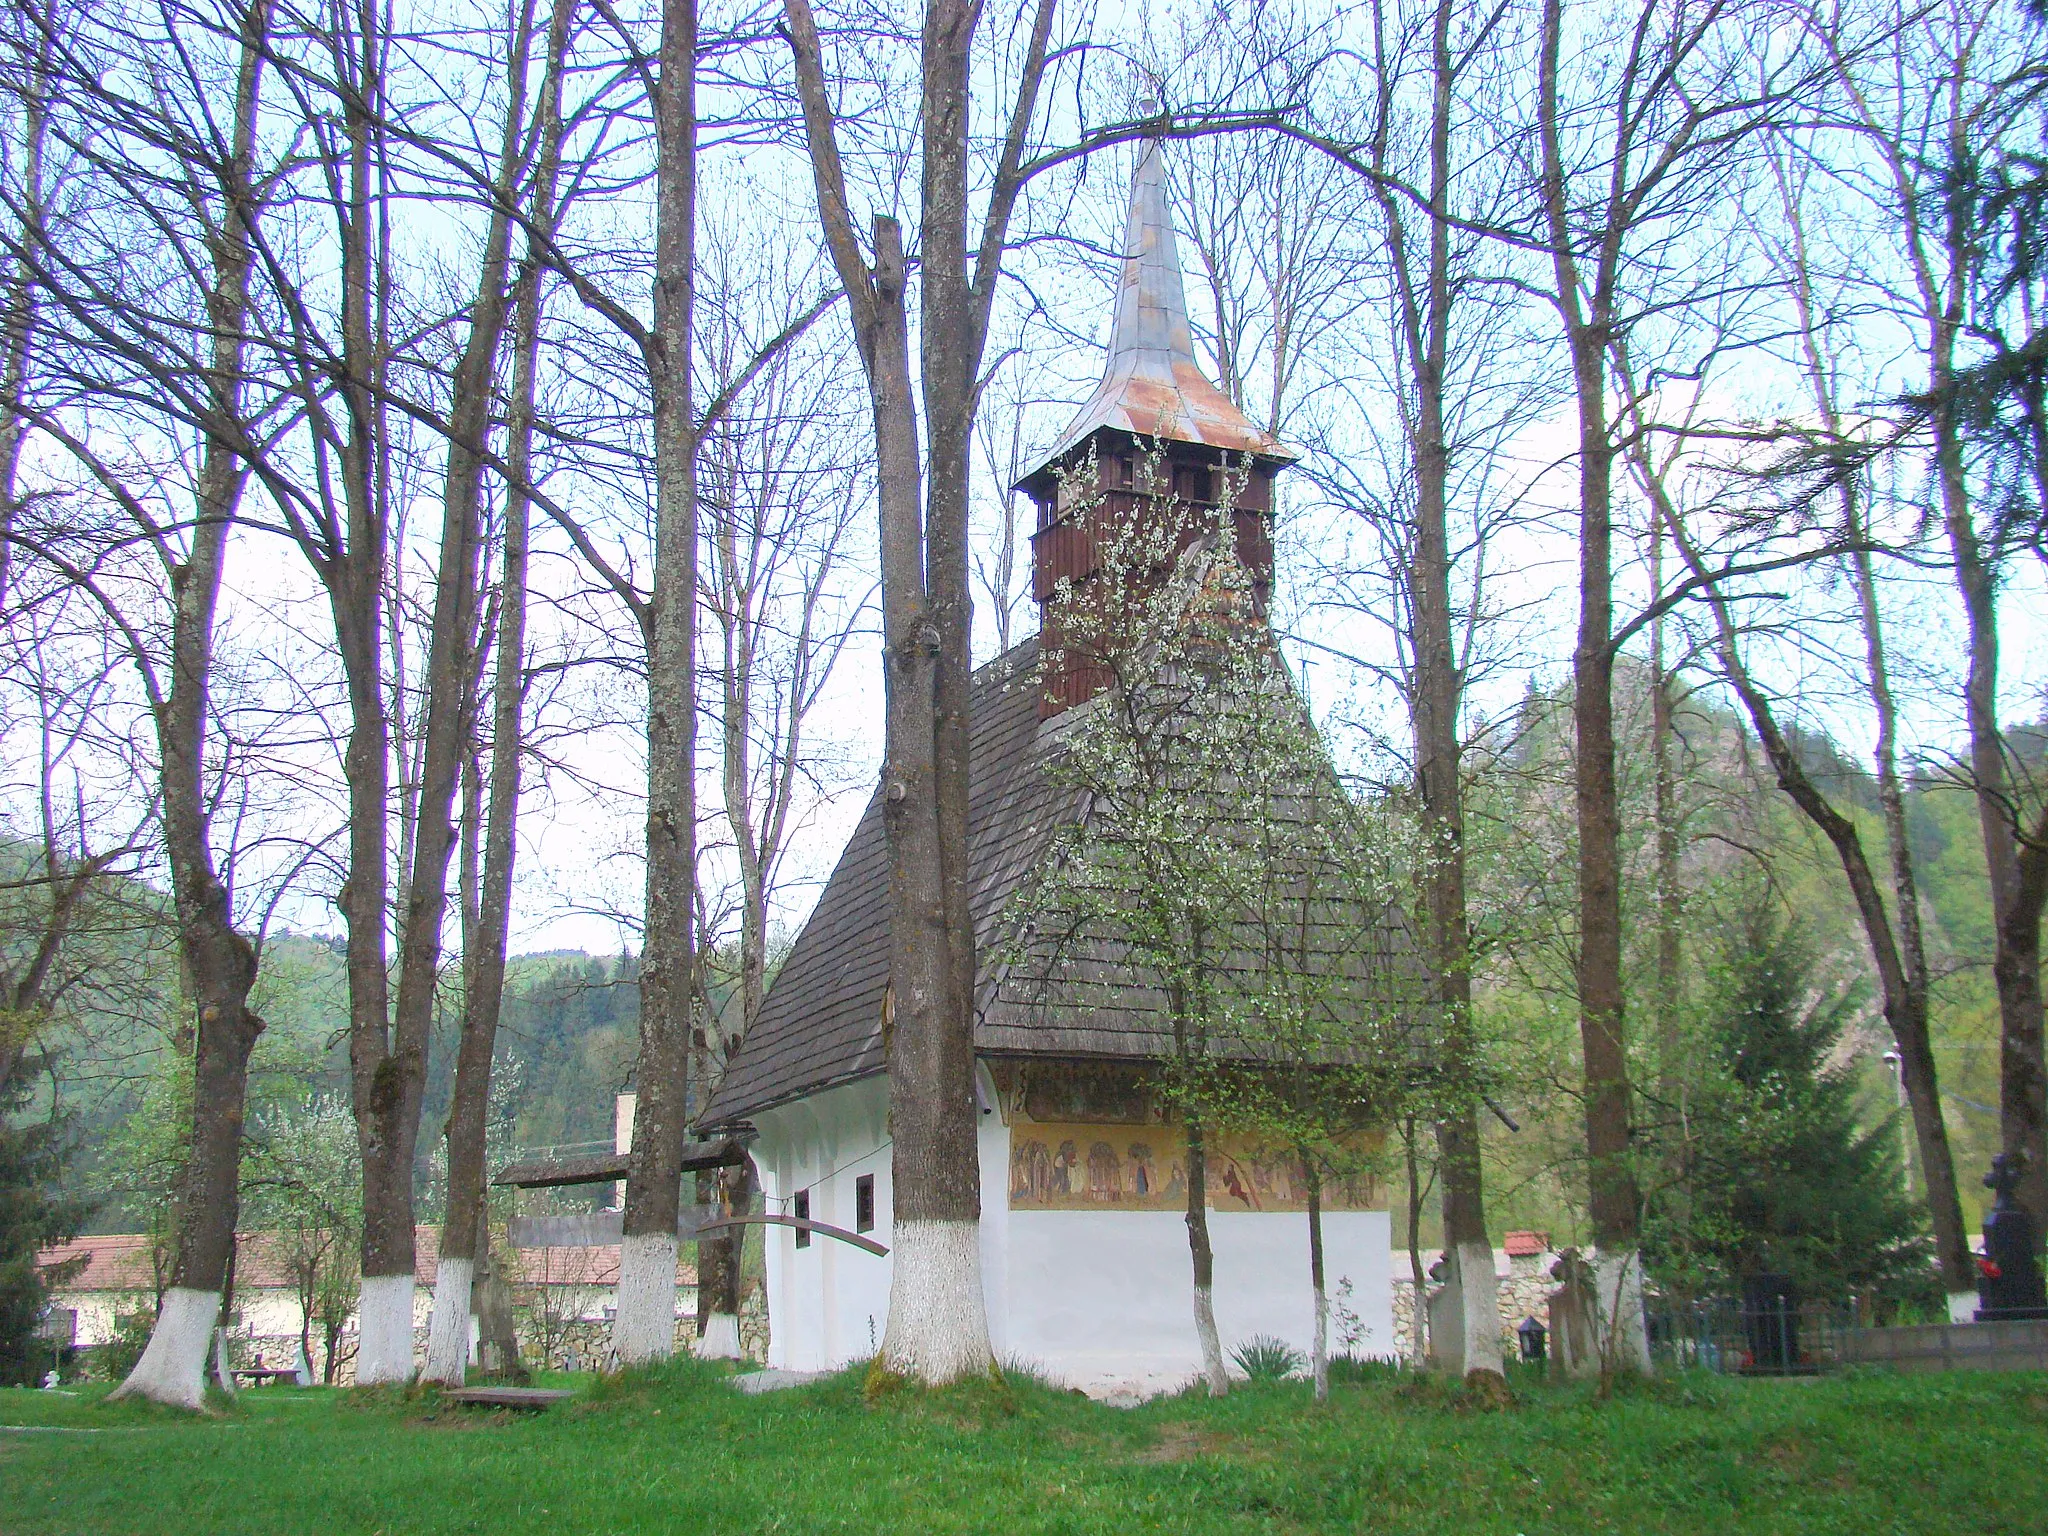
2;1361;2044;1534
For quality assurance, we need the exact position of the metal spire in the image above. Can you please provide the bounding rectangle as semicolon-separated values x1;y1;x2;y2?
1018;134;1297;489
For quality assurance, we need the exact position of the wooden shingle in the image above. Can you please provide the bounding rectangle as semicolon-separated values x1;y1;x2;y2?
700;636;1425;1129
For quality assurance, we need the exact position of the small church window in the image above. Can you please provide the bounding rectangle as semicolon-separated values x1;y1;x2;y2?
855;1174;875;1233
793;1188;811;1247
1172;463;1211;503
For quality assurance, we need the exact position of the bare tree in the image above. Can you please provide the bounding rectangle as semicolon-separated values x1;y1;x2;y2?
0;8;50;619
1359;0;1511;1391
1276;0;1551;1387
779;0;1064;1381
1524;0;1813;1366
0;0;280;1409
610;0;703;1365
423;0;572;1387
1726;137;1976;1307
692;228;869;1355
1794;0;2048;1229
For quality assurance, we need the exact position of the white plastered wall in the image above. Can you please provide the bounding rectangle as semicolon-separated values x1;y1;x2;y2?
749;1067;1394;1394
753;1076;895;1372
1002;1209;1393;1394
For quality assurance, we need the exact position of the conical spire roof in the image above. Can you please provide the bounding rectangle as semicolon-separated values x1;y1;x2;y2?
1018;137;1298;491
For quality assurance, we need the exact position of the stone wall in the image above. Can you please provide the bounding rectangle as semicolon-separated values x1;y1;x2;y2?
1388;1246;1565;1363
739;1281;769;1363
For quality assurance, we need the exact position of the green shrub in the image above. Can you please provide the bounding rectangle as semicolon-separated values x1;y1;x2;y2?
1230;1335;1304;1380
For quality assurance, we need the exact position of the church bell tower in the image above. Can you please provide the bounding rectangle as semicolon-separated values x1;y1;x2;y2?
1014;134;1300;719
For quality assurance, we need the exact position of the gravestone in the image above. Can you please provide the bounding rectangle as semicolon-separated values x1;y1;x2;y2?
1975;1154;2048;1322
472;1230;531;1383
1545;1248;1598;1378
1423;1255;1463;1374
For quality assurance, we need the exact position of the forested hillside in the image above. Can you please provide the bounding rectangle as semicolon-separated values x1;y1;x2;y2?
1436;663;2032;1257
18;920;646;1235
13;666;2028;1252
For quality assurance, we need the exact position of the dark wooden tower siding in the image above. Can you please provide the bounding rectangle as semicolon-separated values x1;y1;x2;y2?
1027;443;1279;717
1012;137;1297;719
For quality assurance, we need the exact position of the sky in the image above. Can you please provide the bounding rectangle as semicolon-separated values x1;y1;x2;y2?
5;0;2044;970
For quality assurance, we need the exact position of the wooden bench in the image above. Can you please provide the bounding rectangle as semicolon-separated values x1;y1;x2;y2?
231;1368;300;1387
440;1387;574;1410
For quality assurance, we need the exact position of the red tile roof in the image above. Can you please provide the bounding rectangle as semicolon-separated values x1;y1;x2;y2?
42;1230;694;1292
1503;1230;1550;1257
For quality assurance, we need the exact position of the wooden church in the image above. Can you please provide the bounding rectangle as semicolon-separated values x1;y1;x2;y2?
699;136;1410;1393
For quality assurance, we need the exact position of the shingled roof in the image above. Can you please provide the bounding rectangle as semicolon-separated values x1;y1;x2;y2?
700;634;1424;1128
702;638;1066;1126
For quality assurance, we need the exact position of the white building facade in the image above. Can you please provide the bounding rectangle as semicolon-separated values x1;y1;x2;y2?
747;1073;1396;1394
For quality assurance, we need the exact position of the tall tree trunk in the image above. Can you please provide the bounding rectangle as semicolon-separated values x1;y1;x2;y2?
1760;147;1974;1297
1184;1111;1227;1395
327;0;410;1385
1660;494;1979;1306
697;500;761;1359
356;0;527;1384
114;0;272;1412
782;0;1055;1382
1538;0;1643;1372
1650;531;1683;1109
0;14;48;619
1936;398;2048;1230
1305;1154;1327;1402
424;0;564;1387
1850;510;1973;1300
1366;0;1502;1388
614;0;701;1365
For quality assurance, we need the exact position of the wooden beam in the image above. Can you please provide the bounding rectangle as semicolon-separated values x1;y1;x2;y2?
695;1214;889;1257
492;1136;746;1189
441;1387;574;1409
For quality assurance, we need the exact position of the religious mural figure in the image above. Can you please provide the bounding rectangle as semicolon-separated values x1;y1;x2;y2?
1217;1156;1257;1208
1087;1141;1122;1201
1127;1143;1156;1197
1052;1140;1079;1198
1164;1156;1187;1201
1011;1139;1052;1204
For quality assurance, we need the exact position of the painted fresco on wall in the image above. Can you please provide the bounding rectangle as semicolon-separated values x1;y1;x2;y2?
998;1060;1164;1126
1007;1123;1384;1212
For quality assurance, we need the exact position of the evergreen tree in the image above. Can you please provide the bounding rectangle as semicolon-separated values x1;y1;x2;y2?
1646;897;1932;1307
0;1038;88;1384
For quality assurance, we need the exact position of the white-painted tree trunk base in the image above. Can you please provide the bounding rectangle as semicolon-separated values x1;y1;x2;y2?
1311;1286;1329;1402
1192;1283;1228;1395
421;1257;474;1386
1454;1239;1506;1379
881;1219;994;1384
1591;1248;1652;1374
611;1231;679;1366
696;1312;742;1360
111;1287;218;1411
354;1274;418;1386
1948;1289;1979;1325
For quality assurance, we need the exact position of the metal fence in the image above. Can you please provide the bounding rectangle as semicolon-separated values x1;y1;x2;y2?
1647;1299;1858;1375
